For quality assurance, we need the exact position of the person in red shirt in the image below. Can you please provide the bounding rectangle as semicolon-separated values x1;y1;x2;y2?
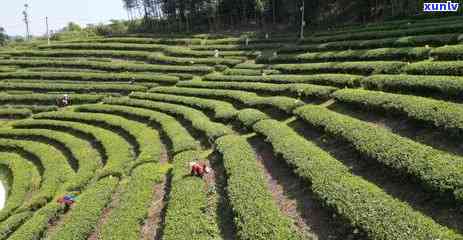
189;161;210;178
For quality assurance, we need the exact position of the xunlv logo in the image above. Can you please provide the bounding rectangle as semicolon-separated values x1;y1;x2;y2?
423;1;460;12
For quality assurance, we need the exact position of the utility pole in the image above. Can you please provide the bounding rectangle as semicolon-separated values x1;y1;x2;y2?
22;4;30;41
300;0;305;40
45;17;50;45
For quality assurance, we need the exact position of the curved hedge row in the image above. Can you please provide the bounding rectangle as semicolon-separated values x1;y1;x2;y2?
7;201;63;240
147;87;304;113
252;119;461;240
0;211;33;240
0;139;73;210
128;92;238;120
0;108;32;119
47;177;118;240
0;93;104;106
301;22;463;43
204;73;361;87
100;163;166;240
333;89;463;135
5;50;242;67
34;111;161;169
361;74;463;98
431;44;463;60
0;128;101;192
215;135;302;240
273;61;406;75
0;153;40;221
162;150;222;240
105;97;233;139
0;71;179;84
0;59;214;75
258;47;430;64
75;104;200;154
177;81;338;99
13;119;132;179
236;109;271;127
0;82;147;94
223;68;281;76
294;105;463;202
278;33;462;54
405;61;463;76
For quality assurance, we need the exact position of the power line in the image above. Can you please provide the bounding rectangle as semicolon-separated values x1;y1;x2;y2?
22;3;30;40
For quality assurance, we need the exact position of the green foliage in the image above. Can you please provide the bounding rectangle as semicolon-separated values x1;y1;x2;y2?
0;153;40;221
120;94;233;139
273;61;406;75
431;44;463;60
252;119;461;240
177;81;338;99
215;135;302;240
0;128;101;192
294;105;463;201
0;108;31;119
0;139;72;210
35;110;161;169
278;33;462;53
0;59;213;74
0;71;179;84
99;163;165;240
128;92;238;120
149;87;304;113
361;74;463;98
0;93;103;106
47;177;118;240
0;82;147;94
14;119;132;179
405;61;463;76
333;88;463;136
0;211;33;240
258;47;430;64
162;151;221;240
76;104;200;154
7;202;62;240
236;109;271;127
204;73;361;87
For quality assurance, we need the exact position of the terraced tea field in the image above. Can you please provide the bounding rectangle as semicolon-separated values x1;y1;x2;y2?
1;16;463;240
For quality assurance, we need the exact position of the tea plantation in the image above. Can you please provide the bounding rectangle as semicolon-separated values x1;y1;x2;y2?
0;16;463;240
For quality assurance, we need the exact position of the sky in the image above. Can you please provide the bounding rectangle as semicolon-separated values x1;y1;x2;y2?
0;0;127;36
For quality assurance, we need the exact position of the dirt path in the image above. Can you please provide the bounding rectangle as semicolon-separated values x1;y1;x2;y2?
207;152;237;240
87;183;124;240
141;144;170;240
248;137;365;240
289;117;463;234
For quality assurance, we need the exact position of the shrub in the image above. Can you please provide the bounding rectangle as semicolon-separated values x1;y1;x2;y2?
252;119;461;240
162;151;221;240
76;104;200;154
148;87;304;113
0;71;179;84
47;177;118;240
99;163;166;240
0;59;213;75
294;105;463;202
215;135;302;240
203;73;361;87
14;119;132;179
177;81;338;99
333;88;463;136
405;61;463;75
361;74;463;98
105;96;233;139
273;61;406;75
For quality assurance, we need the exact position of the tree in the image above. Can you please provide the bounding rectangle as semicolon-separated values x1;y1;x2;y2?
0;27;7;46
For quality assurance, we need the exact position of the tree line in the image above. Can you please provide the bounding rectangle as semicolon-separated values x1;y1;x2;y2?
121;0;461;33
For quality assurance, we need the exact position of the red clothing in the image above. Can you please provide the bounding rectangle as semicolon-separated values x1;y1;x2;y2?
191;164;206;177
